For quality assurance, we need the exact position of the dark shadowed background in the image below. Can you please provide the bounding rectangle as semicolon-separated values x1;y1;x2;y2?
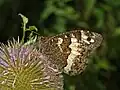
0;0;120;90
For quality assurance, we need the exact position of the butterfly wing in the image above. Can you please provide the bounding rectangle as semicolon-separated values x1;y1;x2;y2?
37;30;103;76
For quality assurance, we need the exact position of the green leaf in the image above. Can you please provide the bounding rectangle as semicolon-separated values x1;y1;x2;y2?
113;27;120;36
28;26;38;31
84;0;96;20
94;8;104;28
18;13;28;24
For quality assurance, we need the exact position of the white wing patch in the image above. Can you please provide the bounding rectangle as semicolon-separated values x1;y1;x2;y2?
81;30;95;44
57;38;63;52
64;36;81;74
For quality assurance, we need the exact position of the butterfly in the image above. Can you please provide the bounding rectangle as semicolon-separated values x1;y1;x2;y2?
37;30;103;76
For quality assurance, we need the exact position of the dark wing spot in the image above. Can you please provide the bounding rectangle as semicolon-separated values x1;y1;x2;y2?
87;37;91;41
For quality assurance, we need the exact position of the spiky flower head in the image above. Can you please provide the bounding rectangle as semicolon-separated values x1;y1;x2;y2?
0;38;63;90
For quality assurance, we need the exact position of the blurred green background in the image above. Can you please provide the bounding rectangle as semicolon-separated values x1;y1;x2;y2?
0;0;120;90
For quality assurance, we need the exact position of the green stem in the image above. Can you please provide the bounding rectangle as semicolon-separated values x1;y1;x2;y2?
21;23;26;44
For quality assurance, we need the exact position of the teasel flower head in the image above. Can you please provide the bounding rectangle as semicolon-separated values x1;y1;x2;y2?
0;38;64;90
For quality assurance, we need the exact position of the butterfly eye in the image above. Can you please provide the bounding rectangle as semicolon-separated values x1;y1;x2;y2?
87;37;91;41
